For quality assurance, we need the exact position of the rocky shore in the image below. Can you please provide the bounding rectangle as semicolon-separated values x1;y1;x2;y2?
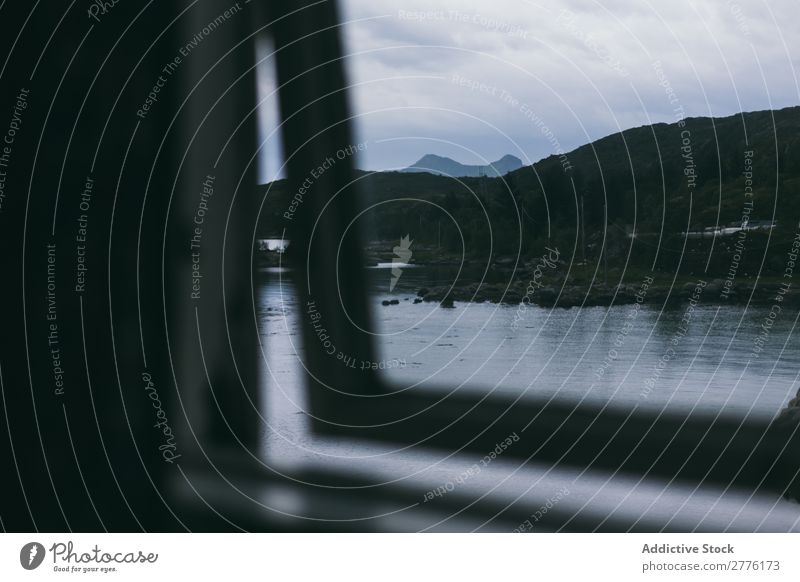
415;278;800;308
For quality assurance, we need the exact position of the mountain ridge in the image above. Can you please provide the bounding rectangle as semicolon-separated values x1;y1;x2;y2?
258;105;800;276
400;153;523;177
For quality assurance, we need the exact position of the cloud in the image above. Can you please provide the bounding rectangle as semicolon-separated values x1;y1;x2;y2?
257;0;800;181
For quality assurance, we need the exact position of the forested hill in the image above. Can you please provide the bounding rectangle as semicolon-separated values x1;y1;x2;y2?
258;106;800;265
511;105;800;232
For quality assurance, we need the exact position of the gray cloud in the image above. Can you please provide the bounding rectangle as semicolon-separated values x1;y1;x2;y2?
258;0;800;181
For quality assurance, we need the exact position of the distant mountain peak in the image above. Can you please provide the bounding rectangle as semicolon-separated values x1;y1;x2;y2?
416;153;448;163
401;154;523;177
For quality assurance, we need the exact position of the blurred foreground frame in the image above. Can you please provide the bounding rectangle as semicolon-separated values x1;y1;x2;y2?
0;0;798;533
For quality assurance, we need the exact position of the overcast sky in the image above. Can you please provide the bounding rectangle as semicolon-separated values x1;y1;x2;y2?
257;0;800;182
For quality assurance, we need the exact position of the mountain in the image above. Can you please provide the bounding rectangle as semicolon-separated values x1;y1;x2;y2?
258;106;800;276
400;153;523;177
506;105;800;233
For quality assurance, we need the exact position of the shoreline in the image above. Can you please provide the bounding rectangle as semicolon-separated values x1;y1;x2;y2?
415;277;799;308
255;250;799;308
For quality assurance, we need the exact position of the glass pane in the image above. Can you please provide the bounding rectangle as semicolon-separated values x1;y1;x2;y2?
254;0;800;530
329;1;800;424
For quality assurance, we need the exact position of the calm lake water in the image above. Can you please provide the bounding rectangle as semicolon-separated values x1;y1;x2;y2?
256;265;800;531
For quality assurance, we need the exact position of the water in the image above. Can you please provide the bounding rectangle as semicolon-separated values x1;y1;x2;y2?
256;265;800;531
257;238;290;252
366;264;800;418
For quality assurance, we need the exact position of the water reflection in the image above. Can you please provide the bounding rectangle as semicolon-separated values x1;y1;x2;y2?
254;266;800;531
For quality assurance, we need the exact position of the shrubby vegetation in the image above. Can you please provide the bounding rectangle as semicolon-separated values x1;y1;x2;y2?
259;106;800;279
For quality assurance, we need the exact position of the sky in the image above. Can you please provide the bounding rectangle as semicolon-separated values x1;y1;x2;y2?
256;0;800;182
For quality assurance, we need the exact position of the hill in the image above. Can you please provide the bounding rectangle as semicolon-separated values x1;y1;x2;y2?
258;106;800;278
